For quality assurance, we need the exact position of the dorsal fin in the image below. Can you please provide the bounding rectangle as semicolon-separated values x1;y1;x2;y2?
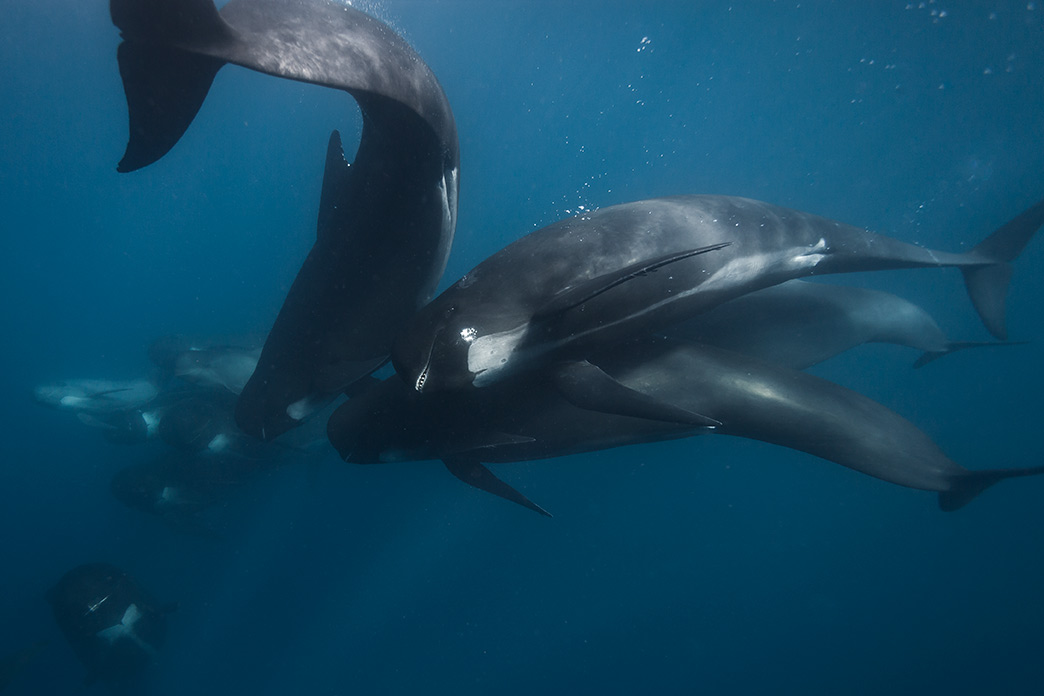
316;130;354;244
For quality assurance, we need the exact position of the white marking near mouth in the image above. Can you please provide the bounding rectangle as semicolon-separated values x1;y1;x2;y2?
467;325;530;387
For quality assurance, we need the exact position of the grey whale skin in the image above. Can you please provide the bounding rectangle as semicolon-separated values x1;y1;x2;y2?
110;0;459;440
392;195;1044;394
671;280;1011;370
331;338;1044;514
46;563;173;687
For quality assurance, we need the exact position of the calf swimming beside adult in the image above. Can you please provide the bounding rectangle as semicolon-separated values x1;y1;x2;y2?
393;196;1044;397
110;0;459;439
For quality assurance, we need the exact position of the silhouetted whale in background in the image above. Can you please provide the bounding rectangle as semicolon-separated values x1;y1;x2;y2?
332;338;1044;515
392;196;1044;398
0;639;49;693
47;563;174;687
173;346;260;395
33;378;158;415
110;0;459;440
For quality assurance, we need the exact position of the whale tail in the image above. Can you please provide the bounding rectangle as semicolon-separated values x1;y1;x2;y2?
938;465;1044;511
110;0;235;171
960;199;1044;340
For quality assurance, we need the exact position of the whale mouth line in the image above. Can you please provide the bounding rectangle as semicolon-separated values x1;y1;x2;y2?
415;335;438;393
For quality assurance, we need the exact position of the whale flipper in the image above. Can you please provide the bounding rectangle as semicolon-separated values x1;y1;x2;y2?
553;360;721;428
443;459;552;517
912;340;1029;368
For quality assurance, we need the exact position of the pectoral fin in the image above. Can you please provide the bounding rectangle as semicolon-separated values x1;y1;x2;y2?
553;360;720;428
443;459;551;517
912;340;1029;368
534;242;731;320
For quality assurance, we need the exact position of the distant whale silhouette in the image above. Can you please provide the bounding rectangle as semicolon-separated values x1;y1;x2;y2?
110;0;459;440
0;639;49;692
111;452;269;537
33;378;158;415
47;563;174;687
392;196;1044;403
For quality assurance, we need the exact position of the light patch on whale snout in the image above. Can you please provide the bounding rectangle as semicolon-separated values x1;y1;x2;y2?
468;326;529;387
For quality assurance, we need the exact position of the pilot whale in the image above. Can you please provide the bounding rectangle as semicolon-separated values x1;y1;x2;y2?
332;338;1044;515
392;195;1044;396
669;279;1014;370
110;0;459;439
172;345;260;395
47;563;174;687
33;378;158;415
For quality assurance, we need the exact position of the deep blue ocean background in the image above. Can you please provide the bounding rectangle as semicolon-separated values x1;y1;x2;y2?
3;1;1044;694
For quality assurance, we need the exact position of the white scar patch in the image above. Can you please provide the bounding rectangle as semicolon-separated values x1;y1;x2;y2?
467;325;529;387
793;237;828;267
699;240;829;294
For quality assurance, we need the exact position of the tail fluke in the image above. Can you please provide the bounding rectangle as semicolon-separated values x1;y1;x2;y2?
111;0;236;171
960;199;1044;339
912;340;1029;369
938;465;1044;511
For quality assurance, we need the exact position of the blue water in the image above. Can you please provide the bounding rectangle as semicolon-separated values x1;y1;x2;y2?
2;1;1043;694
